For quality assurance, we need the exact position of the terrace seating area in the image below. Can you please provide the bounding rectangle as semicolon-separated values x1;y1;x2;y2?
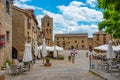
91;53;120;78
4;61;31;75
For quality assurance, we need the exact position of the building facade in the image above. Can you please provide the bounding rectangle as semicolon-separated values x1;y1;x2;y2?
54;33;89;50
88;38;93;49
54;31;111;50
0;0;13;68
93;30;111;47
41;15;53;46
12;6;39;60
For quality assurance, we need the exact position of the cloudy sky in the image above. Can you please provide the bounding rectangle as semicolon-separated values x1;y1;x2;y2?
13;0;103;37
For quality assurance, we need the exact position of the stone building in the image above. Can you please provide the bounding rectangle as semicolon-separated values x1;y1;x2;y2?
54;31;111;50
93;30;111;47
39;31;44;45
12;6;39;60
41;15;53;46
88;38;93;49
54;33;89;50
0;0;13;68
37;27;41;45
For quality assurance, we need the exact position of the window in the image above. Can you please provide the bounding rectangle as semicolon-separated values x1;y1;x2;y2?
6;31;10;41
27;18;31;29
76;45;78;49
103;34;106;42
32;27;34;32
97;34;99;41
47;23;50;26
103;41;106;44
27;32;29;36
57;41;59;44
82;40;84;43
82;45;84;48
46;29;48;33
75;41;77;43
63;41;65;45
27;37;31;42
6;0;10;14
57;37;59;40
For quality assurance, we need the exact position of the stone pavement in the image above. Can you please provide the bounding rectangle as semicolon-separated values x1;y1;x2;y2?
5;50;104;80
90;69;120;80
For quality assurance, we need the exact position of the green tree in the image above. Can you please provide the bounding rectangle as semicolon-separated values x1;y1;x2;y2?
97;0;120;38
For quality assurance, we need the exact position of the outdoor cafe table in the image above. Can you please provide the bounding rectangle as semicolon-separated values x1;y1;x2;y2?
17;63;24;74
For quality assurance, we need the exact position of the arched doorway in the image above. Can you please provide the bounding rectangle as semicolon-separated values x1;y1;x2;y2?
71;46;74;50
12;47;18;59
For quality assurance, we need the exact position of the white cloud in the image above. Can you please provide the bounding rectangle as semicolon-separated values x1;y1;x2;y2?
57;2;102;22
14;0;43;10
19;0;31;2
70;1;85;7
14;1;34;9
36;1;102;37
36;15;44;28
14;0;102;37
86;0;97;7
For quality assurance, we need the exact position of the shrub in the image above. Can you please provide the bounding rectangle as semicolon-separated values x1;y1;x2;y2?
68;55;71;61
5;58;12;65
57;55;64;60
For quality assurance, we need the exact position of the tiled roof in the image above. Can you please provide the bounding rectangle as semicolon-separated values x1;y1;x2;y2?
55;33;88;37
93;30;106;35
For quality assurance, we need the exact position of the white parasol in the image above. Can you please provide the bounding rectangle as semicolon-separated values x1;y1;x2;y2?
54;46;57;57
42;39;47;57
23;42;33;62
107;40;115;59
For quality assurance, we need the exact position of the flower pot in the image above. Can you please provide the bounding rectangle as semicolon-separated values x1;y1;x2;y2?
0;74;5;80
44;63;51;67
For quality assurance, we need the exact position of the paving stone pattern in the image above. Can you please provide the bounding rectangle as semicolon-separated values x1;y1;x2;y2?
6;50;104;80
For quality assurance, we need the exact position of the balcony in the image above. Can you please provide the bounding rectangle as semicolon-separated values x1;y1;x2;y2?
0;34;5;37
0;34;5;46
0;41;5;46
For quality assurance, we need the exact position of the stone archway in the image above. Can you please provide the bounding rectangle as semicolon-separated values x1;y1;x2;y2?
71;46;74;50
12;47;18;59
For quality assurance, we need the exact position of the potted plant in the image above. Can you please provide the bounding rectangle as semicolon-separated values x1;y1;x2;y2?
68;55;71;62
46;57;50;63
1;65;6;70
44;57;51;67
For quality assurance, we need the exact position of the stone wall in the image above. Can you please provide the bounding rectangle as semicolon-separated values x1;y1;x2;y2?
12;7;26;59
12;6;38;60
41;15;53;46
54;34;89;50
0;0;12;68
93;31;111;47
